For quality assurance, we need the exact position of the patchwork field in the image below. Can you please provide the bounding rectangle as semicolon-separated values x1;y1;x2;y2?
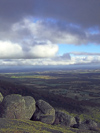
0;68;100;124
5;69;100;102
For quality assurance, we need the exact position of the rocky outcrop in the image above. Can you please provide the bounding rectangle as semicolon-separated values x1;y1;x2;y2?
79;119;98;131
72;116;82;128
1;94;36;120
0;92;99;132
53;111;77;127
32;99;55;124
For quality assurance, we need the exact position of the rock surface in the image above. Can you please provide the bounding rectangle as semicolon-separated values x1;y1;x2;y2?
1;94;36;120
54;111;77;127
0;92;3;103
32;99;55;124
79;119;98;131
0;93;99;132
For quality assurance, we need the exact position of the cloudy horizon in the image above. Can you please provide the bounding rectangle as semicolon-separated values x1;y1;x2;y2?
0;0;100;66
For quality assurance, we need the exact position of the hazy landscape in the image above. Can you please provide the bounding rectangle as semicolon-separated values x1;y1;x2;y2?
0;66;100;116
0;66;100;132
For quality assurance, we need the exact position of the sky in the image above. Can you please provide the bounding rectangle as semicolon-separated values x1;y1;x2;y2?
0;0;100;66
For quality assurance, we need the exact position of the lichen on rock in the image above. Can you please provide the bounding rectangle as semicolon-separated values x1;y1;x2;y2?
1;94;36;120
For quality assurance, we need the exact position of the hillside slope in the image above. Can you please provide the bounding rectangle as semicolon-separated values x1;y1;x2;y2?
0;118;99;133
0;118;75;133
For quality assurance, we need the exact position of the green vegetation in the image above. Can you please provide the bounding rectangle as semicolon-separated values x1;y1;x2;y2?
10;75;58;79
0;69;100;132
0;118;75;133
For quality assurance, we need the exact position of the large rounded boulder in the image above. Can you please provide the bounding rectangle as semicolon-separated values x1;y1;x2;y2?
32;100;55;124
54;111;77;127
1;94;36;120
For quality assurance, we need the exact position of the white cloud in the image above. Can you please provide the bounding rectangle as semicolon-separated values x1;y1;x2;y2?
18;19;87;45
29;43;58;58
70;52;100;56
10;18;100;46
1;53;100;66
0;1;100;66
0;41;23;59
0;41;58;59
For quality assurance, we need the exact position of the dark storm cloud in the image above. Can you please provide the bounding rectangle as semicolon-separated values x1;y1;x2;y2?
0;0;34;22
88;33;100;44
0;0;100;43
0;0;35;31
34;0;100;28
0;0;99;46
0;0;100;28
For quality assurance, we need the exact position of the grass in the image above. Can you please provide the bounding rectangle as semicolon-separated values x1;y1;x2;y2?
0;118;76;133
57;107;100;124
77;106;100;124
10;75;58;80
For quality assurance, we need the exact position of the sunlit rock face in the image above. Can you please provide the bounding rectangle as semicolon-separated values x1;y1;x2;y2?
1;94;36;120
